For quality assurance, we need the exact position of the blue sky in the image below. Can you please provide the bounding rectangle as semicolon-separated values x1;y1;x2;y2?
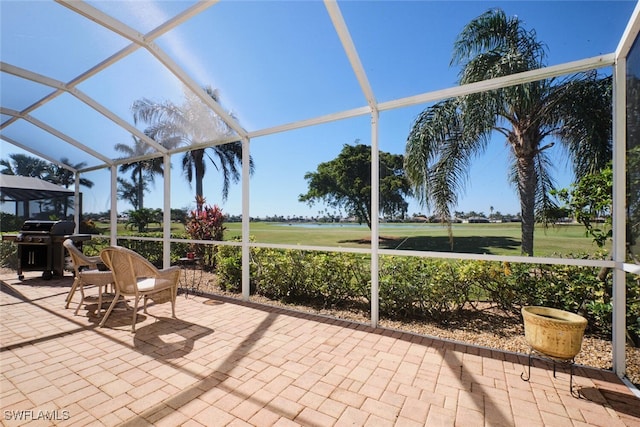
1;1;637;219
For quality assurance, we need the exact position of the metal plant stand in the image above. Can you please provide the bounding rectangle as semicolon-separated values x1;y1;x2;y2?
178;257;202;297
520;348;580;398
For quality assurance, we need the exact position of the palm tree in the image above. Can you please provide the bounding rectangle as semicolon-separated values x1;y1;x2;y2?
0;153;50;178
46;158;95;189
404;9;612;256
45;158;95;218
131;86;253;211
114;136;164;210
117;176;146;210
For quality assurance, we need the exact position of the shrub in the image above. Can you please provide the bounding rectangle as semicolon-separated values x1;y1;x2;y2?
0;212;22;232
117;237;164;266
253;249;312;301
307;252;369;306
0;241;17;269
628;284;640;345
80;239;108;257
457;260;509;307
216;246;369;307
215;240;244;293
185;203;225;269
379;257;469;320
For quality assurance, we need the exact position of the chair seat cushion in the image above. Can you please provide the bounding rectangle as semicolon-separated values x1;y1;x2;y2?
137;277;174;292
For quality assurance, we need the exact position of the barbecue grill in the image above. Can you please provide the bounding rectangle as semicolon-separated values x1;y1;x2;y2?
2;220;91;280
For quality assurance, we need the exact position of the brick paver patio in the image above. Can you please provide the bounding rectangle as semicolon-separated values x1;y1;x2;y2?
1;272;639;426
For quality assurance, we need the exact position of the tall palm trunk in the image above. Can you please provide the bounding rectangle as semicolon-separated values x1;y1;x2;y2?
194;149;205;212
517;154;537;256
513;127;539;256
137;168;144;210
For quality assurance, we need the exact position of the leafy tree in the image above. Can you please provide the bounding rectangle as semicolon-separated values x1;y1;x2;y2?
125;208;161;233
552;163;612;247
171;208;188;223
0;153;49;178
299;142;413;229
114;136;164;210
131;86;254;211
627;76;640;259
404;9;612;255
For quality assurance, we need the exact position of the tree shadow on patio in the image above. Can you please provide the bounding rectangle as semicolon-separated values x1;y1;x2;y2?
578;386;640;419
0;280;29;302
133;317;214;359
1;273;73;304
119;310;280;426
2;271;74;288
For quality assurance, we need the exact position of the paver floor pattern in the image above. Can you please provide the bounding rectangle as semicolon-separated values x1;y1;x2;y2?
1;273;639;426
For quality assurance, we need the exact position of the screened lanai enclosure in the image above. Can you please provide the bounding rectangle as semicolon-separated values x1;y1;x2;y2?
1;1;640;386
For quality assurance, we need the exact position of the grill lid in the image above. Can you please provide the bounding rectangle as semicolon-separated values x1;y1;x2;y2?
20;220;56;233
20;220;75;235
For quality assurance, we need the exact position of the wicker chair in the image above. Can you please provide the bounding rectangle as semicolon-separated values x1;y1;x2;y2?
99;246;180;332
63;239;114;315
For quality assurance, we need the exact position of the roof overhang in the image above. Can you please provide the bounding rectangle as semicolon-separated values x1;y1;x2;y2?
0;174;75;202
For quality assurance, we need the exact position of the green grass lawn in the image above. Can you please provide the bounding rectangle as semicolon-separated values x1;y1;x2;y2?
223;221;606;257
86;220;606;257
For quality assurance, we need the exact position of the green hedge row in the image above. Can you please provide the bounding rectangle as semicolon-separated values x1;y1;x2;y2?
216;245;370;306
215;246;639;340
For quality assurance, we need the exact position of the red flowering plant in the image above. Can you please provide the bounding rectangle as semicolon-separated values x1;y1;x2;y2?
185;197;226;269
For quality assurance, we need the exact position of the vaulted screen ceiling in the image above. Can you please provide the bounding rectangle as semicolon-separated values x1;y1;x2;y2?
1;0;638;176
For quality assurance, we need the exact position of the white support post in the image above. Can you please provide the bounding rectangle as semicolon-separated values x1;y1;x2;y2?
110;165;118;246
242;137;251;301
612;57;627;377
74;174;80;233
163;155;171;268
370;110;380;328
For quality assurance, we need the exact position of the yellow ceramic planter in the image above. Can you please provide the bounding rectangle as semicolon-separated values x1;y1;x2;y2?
522;306;587;360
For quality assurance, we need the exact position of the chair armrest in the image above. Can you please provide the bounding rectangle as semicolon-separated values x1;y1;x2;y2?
74;255;101;270
158;265;181;274
156;266;181;282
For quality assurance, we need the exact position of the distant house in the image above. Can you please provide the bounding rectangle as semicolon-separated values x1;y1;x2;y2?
468;217;490;223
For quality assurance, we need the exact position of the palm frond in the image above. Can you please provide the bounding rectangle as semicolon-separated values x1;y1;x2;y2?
452;9;546;74
533;149;557;223
132;98;187;129
405;98;491;226
550;72;612;177
405;99;460;208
